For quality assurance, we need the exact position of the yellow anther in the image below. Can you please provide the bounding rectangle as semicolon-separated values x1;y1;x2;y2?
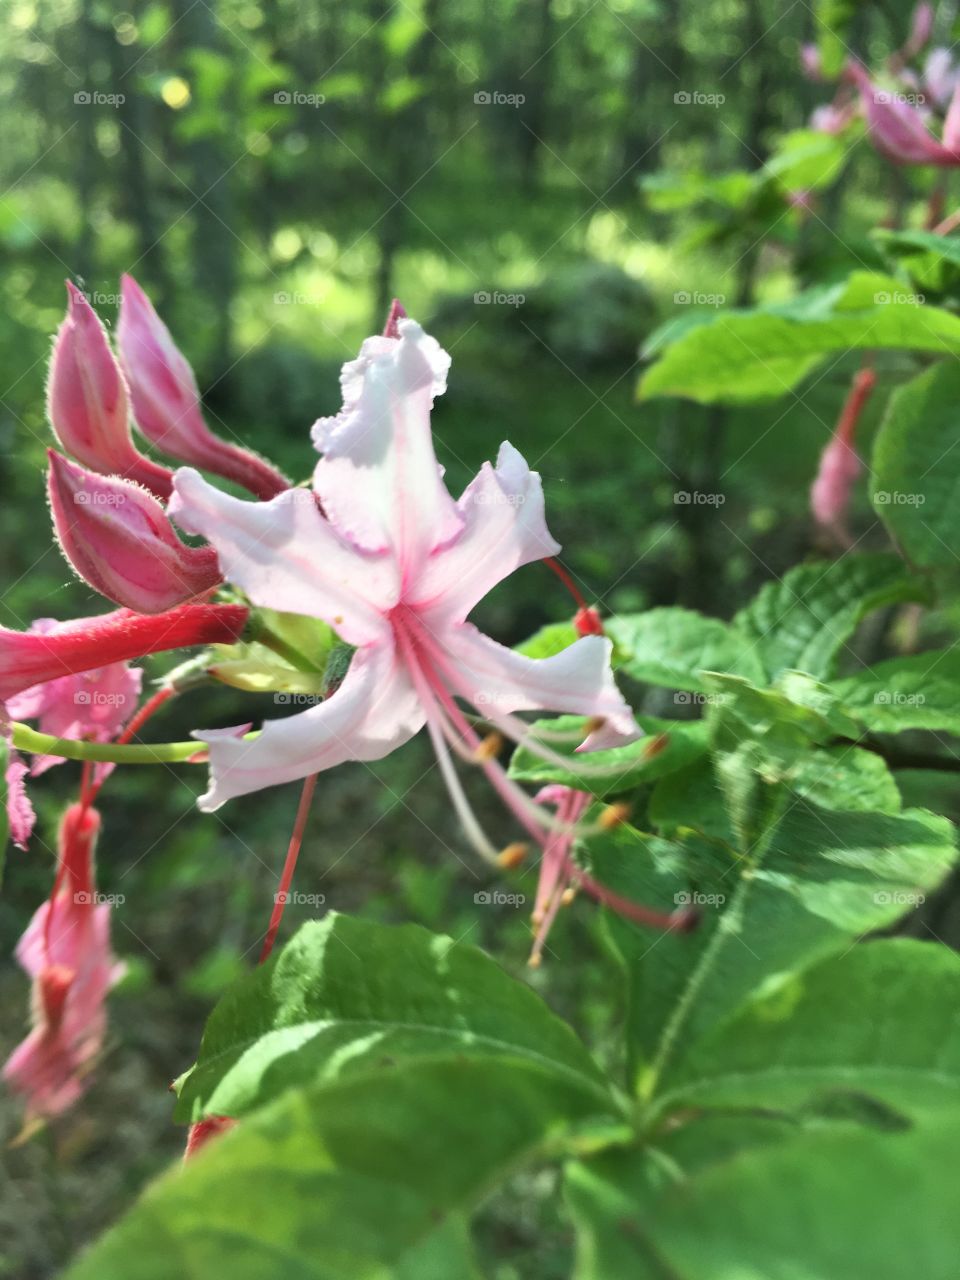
599;802;631;831
473;732;504;763
497;842;529;870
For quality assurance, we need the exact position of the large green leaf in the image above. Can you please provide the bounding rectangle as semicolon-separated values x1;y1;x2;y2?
592;800;956;1094
507;714;709;799
69;1058;607;1280
830;647;960;733
662;940;960;1119
606;607;765;692
787;745;901;813
733;554;929;681
638;274;960;403
566;1113;960;1280
871;360;960;569
176;914;612;1122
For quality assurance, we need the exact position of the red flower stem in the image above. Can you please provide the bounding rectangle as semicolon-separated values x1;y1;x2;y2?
258;774;319;965
543;557;589;610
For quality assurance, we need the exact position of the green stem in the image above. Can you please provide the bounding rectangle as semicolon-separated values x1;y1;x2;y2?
247;618;321;673
10;723;215;765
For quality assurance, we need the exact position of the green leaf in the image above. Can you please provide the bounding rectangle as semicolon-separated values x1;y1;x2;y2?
592;800;956;1094
762;128;850;193
176;914;612;1123
606;608;765;692
830;648;960;732
566;1113;960;1280
872;227;960;293
515;621;579;659
871;360;960;569
69;1058;606;1280
787;745;901;813
507;714;709;800
661;939;960;1120
638;276;960;404
733;554;929;680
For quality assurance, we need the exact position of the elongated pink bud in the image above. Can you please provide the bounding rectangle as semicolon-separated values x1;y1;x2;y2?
117;275;289;500
47;282;173;500
904;3;934;61
47;451;222;614
811;366;876;532
0;604;249;706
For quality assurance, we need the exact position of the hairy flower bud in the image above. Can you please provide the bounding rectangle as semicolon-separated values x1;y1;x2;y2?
117;274;289;500
47;282;173;499
47;450;222;614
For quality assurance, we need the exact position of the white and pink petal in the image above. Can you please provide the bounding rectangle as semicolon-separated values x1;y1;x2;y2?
411;442;560;624
438;624;641;749
193;643;424;810
170;469;395;647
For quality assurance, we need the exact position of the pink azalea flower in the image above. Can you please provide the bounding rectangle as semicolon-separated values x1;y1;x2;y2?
6;619;143;775
3;802;125;1119
169;318;641;860
849;61;960;166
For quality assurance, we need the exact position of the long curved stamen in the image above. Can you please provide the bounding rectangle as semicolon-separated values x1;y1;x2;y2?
394;616;501;865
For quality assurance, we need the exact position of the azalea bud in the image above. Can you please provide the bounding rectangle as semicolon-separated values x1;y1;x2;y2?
48;450;222;614
0;603;249;706
117;274;289;500
905;3;934;61
47;282;173;500
574;606;604;636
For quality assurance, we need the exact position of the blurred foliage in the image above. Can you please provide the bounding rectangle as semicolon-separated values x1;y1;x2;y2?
1;0;959;1276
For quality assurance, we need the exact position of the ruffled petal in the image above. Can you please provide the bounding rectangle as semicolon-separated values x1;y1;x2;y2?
411;441;561;623
439;625;641;749
5;753;36;850
170;469;395;647
311;319;462;572
193;642;424;810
